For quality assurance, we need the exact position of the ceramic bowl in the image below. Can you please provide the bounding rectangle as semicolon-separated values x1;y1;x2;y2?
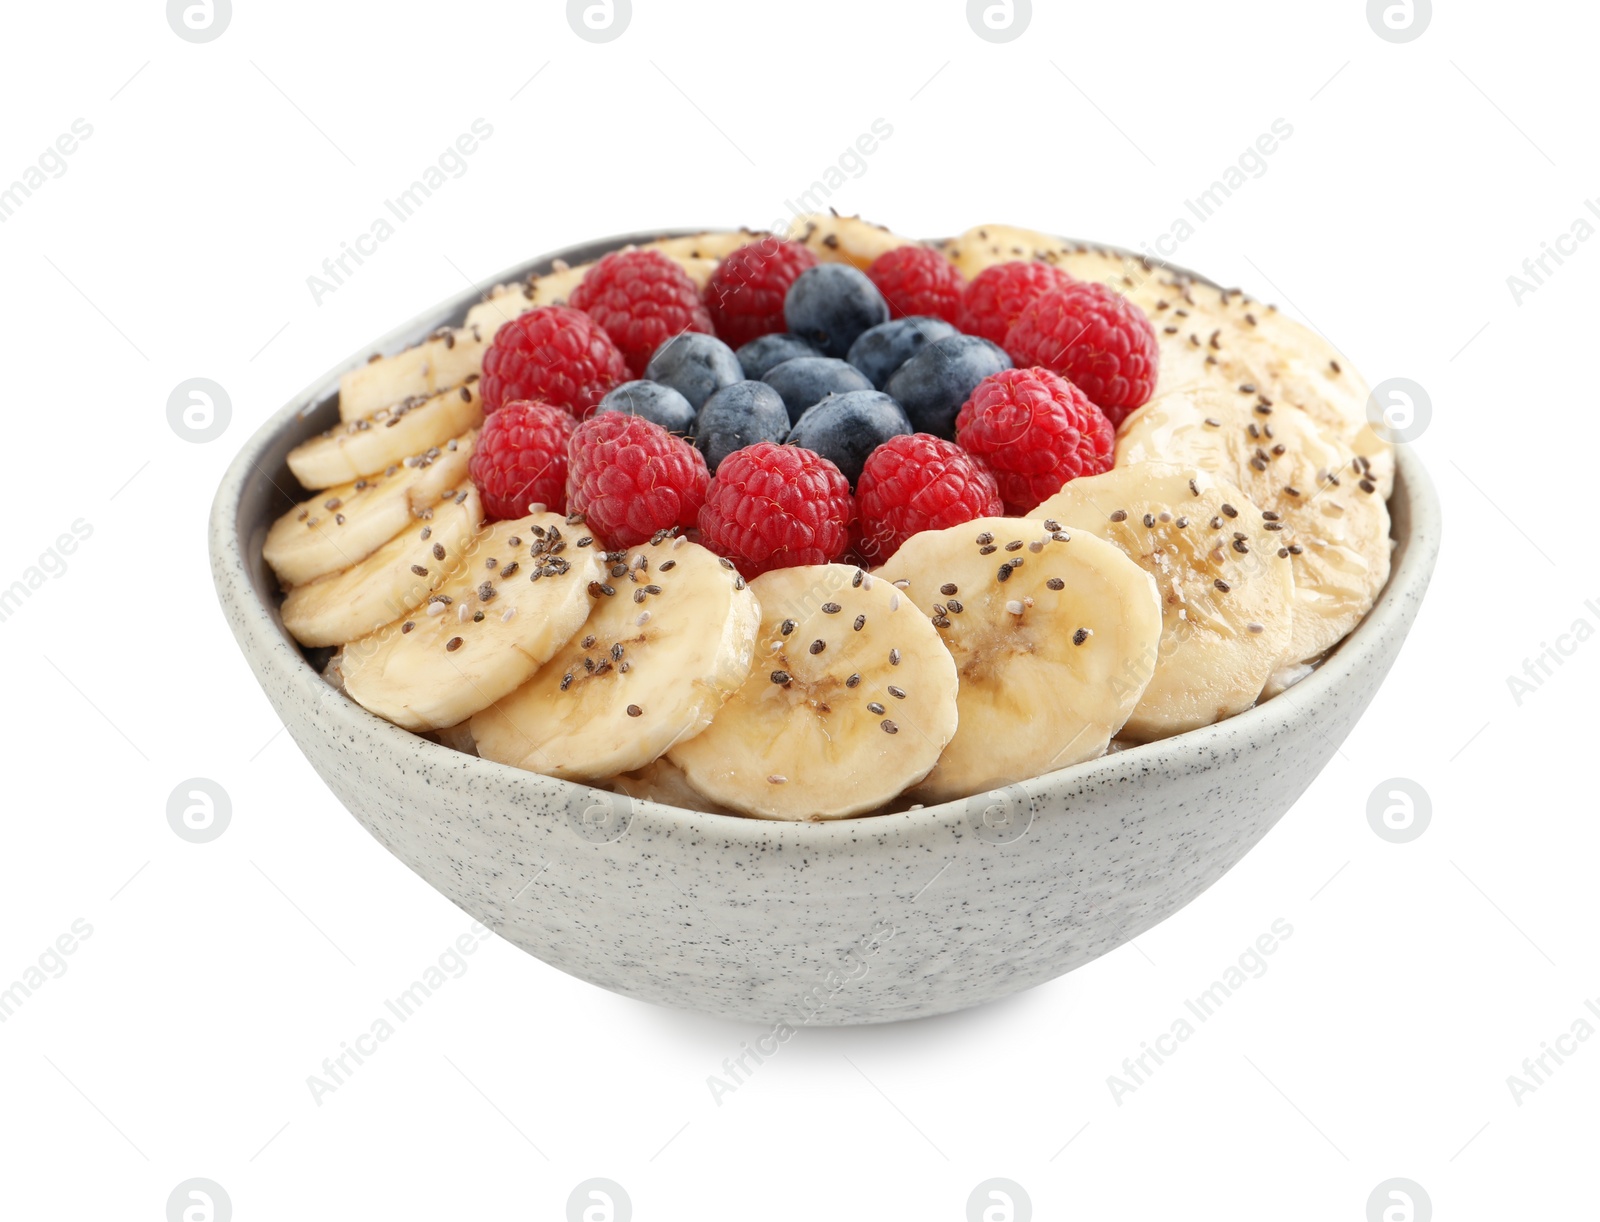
209;232;1441;1025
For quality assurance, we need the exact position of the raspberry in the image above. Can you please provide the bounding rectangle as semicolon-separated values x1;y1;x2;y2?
853;434;1003;564
568;249;715;377
958;261;1075;347
565;413;710;549
954;367;1115;514
1002;282;1159;426
468;400;576;521
703;238;818;348
480;305;628;418
867;246;966;324
697;443;854;578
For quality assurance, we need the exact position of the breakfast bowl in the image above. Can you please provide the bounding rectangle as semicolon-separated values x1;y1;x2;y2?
210;229;1440;1025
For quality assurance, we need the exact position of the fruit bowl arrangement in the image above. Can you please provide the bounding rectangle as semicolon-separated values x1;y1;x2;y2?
255;216;1397;821
211;217;1437;1022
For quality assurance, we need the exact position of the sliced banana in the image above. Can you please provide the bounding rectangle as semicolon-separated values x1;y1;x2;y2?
341;513;603;732
338;324;493;422
290;382;484;490
786;214;916;269
1033;463;1294;741
1118;388;1391;664
281;485;483;648
943;223;1075;280
472;538;760;782
876;517;1162;803
263;435;472;587
646;231;763;262
669;564;958;820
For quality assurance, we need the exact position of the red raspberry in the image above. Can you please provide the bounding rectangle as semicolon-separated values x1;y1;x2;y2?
697;443;853;578
565;413;709;549
468;400;576;521
853;434;1003;564
867;246;966;324
1003;282;1159;426
954;368;1115;514
958;261;1075;347
703;238;818;348
568;249;715;377
480;305;628;418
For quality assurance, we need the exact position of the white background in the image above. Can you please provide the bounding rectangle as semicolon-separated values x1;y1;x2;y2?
2;1;1595;1218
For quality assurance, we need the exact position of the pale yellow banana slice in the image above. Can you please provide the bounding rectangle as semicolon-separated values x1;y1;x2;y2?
341;513;603;732
262;435;473;587
280;485;482;648
875;518;1162;803
1118;388;1391;664
1033;463;1294;741
338;324;493;422
785;214;916;269
289;382;484;490
472;538;759;782
942;223;1075;280
669;564;958;820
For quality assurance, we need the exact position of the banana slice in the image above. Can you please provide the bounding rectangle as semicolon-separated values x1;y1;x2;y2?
341;512;603;732
289;382;484;490
943;223;1075;280
1117;388;1391;664
338;324;493;422
472;538;760;782
875;518;1162;803
786;214;917;269
262;435;473;587
669;564;958;820
280;485;483;648
1033;463;1294;741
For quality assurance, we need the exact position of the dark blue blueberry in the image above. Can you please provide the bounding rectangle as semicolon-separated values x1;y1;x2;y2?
594;380;697;436
694;381;792;472
783;264;890;358
846;316;960;389
785;390;914;485
761;357;874;425
884;334;1013;439
735;332;820;381
643;333;743;410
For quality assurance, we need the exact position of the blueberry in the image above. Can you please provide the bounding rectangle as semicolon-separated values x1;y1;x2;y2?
643;333;743;410
761;357;874;424
786;390;914;485
846;316;960;389
694;381;792;472
885;334;1013;439
594;380;697;436
735;332;820;381
784;264;890;358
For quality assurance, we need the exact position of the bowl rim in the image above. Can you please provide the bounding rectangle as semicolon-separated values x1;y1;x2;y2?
209;229;1442;842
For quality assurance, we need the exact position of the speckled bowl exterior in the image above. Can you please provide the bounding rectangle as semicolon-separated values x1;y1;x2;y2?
210;232;1441;1025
